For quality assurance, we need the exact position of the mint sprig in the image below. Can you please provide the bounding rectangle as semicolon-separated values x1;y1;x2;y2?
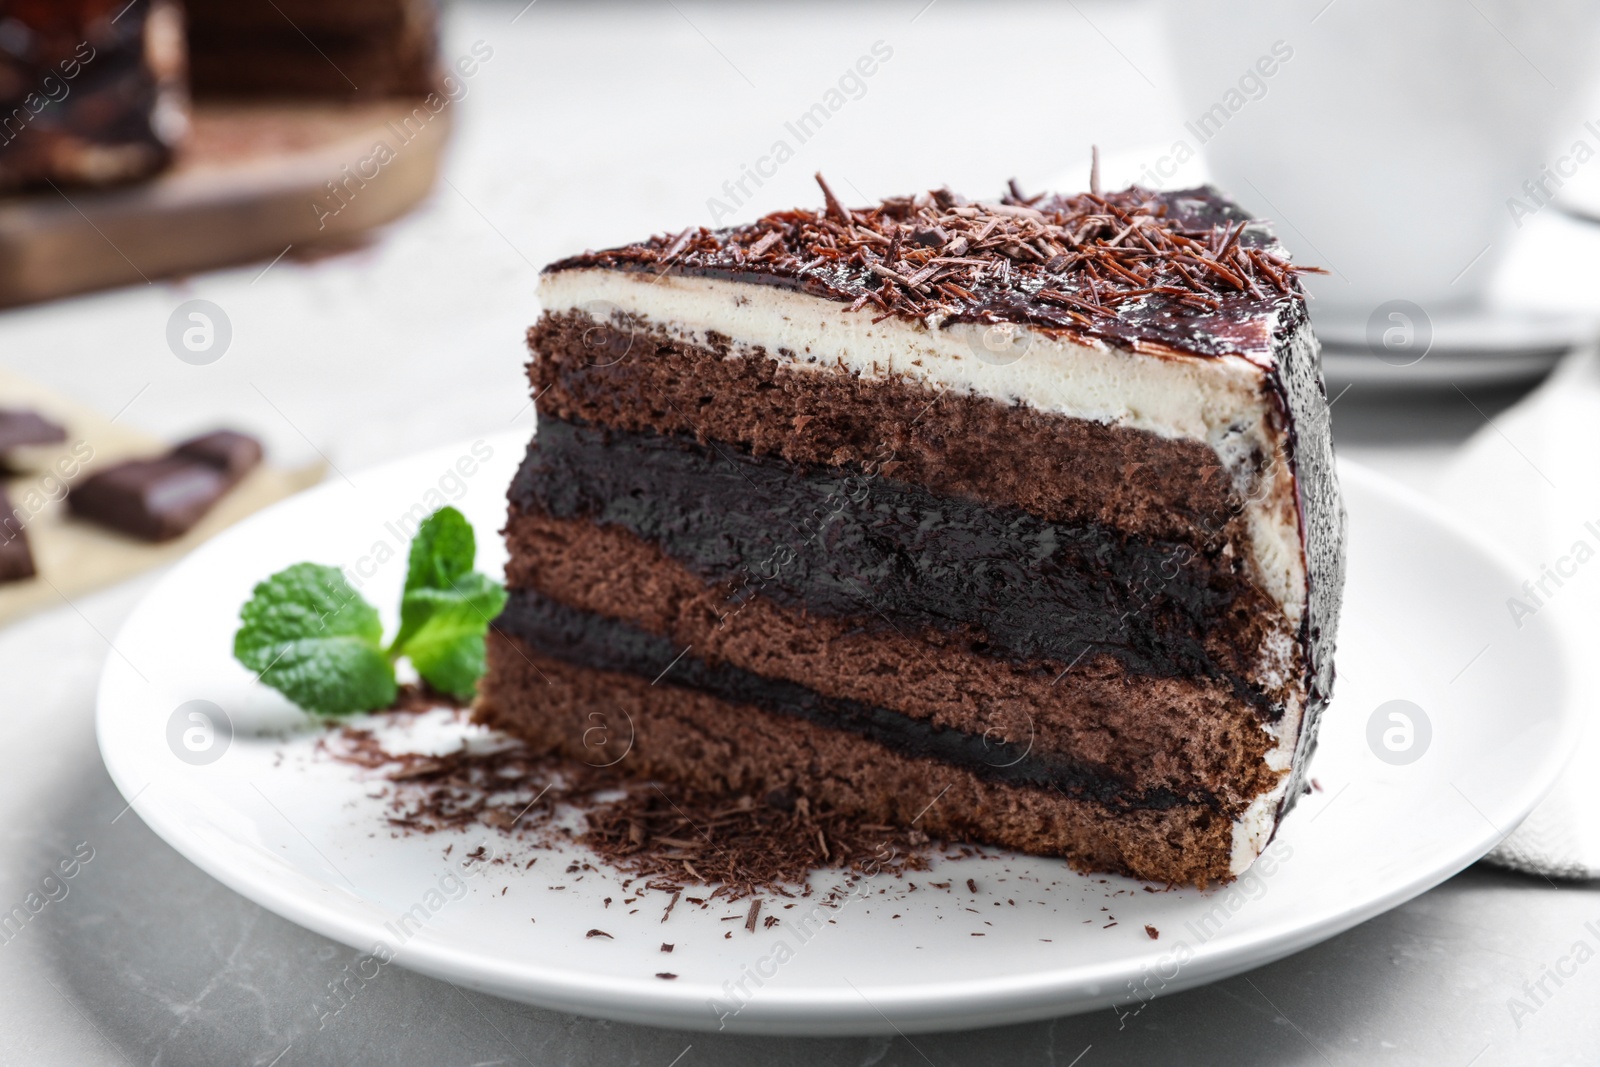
232;507;505;715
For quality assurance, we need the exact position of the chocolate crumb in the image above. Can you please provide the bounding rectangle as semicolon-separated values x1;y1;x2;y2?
966;879;978;894
1145;925;1160;939
744;899;762;933
656;972;677;980
661;943;674;953
585;929;613;939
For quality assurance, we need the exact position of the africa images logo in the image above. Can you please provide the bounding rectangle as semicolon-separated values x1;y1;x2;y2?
1365;700;1431;765
166;700;232;766
166;299;232;365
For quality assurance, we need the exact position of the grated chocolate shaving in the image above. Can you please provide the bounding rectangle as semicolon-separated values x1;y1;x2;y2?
547;175;1326;361
325;714;930;901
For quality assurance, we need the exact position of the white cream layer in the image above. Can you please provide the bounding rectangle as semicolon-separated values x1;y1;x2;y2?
541;267;1308;624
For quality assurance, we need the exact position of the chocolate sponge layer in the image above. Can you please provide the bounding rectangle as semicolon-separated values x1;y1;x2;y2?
476;633;1238;886
503;507;1283;810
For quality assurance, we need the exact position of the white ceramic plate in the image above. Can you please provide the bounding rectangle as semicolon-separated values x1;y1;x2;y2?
96;432;1575;1036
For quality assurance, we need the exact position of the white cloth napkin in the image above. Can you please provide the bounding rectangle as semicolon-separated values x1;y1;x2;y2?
1431;346;1600;879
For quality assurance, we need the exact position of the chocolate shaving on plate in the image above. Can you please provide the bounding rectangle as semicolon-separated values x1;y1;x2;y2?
323;709;930;901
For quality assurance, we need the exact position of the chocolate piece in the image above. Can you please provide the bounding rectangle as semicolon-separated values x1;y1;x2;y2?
0;490;37;583
68;456;228;541
0;409;68;453
174;430;262;485
0;0;189;191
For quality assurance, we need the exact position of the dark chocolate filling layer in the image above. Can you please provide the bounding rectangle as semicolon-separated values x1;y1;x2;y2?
495;588;1212;813
512;418;1275;710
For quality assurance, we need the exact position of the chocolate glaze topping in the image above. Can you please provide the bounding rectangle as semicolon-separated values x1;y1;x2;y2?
545;177;1324;363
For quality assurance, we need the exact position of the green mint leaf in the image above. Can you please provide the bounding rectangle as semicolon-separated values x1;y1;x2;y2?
397;573;508;699
388;506;506;700
389;506;477;653
405;505;476;594
233;562;396;715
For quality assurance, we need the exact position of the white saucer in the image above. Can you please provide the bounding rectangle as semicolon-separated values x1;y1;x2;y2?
1316;305;1593;388
95;432;1575;1035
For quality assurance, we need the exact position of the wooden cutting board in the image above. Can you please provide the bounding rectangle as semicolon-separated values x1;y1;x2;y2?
0;98;450;308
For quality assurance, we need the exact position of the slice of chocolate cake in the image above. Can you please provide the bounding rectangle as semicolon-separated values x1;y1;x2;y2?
183;0;439;100
477;178;1346;886
0;0;188;192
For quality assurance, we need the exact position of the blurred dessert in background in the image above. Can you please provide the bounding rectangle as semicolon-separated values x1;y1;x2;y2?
185;0;439;99
0;0;188;191
0;0;448;308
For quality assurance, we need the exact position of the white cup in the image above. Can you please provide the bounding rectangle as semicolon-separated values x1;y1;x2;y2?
1161;0;1600;333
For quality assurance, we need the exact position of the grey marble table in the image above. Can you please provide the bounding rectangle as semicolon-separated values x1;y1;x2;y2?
4;2;1600;1063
